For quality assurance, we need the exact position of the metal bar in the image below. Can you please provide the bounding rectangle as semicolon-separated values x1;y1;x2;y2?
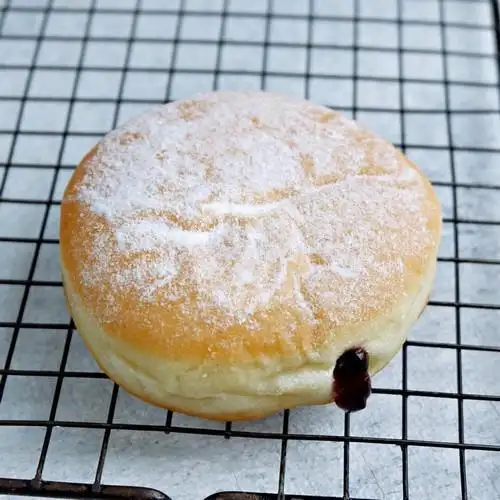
396;1;410;497
0;419;499;452
0;4;494;31
1;68;497;89
0;478;171;499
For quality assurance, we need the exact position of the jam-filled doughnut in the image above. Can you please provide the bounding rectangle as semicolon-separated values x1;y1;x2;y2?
59;91;441;420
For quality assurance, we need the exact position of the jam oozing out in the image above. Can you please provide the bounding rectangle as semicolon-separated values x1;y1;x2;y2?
333;347;371;412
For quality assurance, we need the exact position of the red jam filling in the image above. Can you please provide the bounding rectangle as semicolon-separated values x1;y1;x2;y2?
333;347;371;412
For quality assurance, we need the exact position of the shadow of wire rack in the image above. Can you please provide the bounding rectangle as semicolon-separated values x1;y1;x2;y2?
0;0;499;498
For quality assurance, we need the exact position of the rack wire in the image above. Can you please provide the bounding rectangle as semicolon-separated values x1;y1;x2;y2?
0;0;499;499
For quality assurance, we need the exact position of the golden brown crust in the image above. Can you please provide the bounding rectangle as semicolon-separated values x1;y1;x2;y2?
61;92;440;364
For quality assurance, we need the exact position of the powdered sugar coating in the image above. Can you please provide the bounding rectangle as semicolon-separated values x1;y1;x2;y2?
71;91;436;329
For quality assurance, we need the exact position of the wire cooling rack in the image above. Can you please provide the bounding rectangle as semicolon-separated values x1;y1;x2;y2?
0;0;500;499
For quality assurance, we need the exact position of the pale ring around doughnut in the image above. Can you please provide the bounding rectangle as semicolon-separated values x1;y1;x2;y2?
60;91;441;420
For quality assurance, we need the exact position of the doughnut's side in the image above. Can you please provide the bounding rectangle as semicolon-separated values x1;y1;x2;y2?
60;245;437;421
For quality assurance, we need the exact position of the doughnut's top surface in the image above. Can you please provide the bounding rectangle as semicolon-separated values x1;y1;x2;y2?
60;91;441;368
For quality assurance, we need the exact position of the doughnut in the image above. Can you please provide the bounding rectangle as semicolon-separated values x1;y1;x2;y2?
59;91;441;420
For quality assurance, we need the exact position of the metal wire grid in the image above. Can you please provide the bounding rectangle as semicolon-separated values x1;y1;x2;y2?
0;0;499;498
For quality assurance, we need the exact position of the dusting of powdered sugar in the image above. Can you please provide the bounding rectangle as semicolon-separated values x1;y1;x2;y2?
73;91;434;327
